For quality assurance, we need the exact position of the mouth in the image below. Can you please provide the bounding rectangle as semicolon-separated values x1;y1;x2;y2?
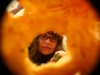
42;46;51;50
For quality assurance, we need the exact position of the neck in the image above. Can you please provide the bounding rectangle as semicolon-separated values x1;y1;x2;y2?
36;51;55;65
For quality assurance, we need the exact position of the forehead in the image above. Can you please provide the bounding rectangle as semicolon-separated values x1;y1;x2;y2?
45;33;53;37
40;31;60;38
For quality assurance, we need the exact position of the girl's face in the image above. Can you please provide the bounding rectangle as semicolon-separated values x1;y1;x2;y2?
38;33;58;55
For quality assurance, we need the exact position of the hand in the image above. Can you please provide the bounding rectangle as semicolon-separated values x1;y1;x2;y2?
50;50;66;62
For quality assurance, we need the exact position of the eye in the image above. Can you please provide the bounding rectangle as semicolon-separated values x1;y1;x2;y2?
40;35;47;40
50;37;58;42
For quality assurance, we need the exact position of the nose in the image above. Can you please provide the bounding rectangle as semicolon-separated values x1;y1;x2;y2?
45;38;51;44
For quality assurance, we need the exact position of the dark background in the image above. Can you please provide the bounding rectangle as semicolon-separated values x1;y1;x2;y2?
0;0;100;75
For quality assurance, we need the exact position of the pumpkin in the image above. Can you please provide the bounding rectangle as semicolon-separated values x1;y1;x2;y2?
1;0;99;75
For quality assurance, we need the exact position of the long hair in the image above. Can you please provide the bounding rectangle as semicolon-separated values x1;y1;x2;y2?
28;31;64;65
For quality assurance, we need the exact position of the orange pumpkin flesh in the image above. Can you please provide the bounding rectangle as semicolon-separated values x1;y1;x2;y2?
1;0;99;75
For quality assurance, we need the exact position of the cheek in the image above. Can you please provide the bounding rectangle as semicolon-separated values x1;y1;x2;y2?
51;42;58;50
37;40;43;49
38;39;43;46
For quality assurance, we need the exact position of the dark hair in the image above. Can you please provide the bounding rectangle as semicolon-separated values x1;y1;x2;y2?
28;31;64;65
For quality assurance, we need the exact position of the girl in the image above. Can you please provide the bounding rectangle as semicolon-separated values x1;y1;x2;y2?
28;31;66;65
